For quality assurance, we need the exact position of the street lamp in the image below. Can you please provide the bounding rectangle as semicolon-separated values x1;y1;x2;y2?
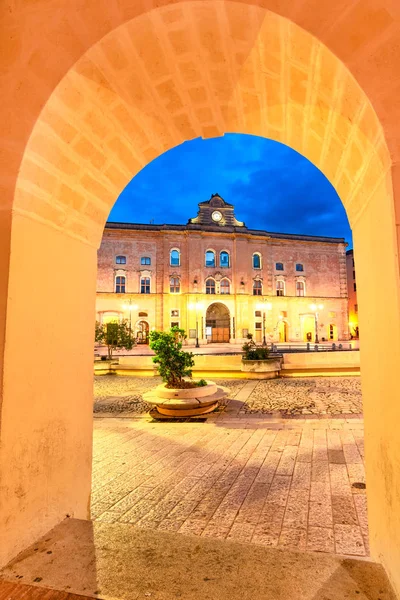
256;300;272;346
189;301;204;348
122;298;138;338
310;303;323;343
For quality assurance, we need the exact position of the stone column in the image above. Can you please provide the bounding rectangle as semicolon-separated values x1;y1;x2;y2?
0;211;96;566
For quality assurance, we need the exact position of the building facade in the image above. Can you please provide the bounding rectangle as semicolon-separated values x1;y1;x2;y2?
96;195;349;345
346;249;359;338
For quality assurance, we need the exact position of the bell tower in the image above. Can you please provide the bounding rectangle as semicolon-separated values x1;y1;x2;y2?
188;193;246;227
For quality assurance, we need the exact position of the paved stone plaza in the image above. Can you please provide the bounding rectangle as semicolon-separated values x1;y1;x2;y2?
92;376;367;558
94;375;362;417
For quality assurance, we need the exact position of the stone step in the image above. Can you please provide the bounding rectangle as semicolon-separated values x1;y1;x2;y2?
1;519;396;600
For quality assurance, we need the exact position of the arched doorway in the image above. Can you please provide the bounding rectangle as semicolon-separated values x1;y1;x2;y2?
302;316;316;342
278;320;288;343
206;303;230;343
1;2;400;590
328;324;338;341
135;320;149;344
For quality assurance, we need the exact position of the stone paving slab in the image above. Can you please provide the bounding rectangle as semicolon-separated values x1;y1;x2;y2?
91;412;368;558
1;519;396;600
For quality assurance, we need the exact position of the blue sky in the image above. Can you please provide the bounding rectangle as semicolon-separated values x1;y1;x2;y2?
109;134;352;246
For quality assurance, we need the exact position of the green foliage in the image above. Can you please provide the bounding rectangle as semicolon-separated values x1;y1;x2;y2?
95;320;135;360
197;379;208;387
149;326;195;388
242;338;270;360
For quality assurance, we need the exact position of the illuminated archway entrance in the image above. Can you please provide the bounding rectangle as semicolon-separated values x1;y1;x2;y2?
278;320;289;343
135;320;149;345
302;315;316;342
206;303;230;343
1;1;400;593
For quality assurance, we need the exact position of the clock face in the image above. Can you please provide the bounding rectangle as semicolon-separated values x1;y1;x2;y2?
212;210;222;222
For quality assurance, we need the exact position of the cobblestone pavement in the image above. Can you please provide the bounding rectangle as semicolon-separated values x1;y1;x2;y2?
94;376;362;417
92;376;367;558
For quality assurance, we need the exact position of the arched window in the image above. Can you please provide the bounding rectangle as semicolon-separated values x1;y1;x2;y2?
253;280;262;295
220;251;230;268
276;262;284;271
220;279;230;294
296;263;304;272
276;280;285;296
205;250;216;267
116;255;126;264
141;257;151;265
206;279;216;294
140;277;150;294
115;275;126;293
296;281;305;297
170;249;180;266
138;312;148;317
170;276;180;293
253;253;261;269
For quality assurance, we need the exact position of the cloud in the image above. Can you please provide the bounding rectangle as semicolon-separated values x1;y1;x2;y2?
109;134;352;245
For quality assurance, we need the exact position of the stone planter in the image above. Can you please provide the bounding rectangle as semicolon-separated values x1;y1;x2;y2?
241;357;282;379
143;380;228;418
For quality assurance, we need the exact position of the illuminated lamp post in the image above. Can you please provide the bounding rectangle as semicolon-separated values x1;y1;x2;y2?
256;300;273;346
189;300;204;348
122;298;138;339
310;303;324;344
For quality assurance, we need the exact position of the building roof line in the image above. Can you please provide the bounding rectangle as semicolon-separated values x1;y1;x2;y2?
104;221;346;244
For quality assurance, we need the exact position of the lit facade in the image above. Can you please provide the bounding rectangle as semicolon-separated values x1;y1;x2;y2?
96;195;349;344
346;249;359;338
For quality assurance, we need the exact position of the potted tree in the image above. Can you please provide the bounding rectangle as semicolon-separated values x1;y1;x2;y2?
143;326;228;418
241;337;282;378
95;320;135;361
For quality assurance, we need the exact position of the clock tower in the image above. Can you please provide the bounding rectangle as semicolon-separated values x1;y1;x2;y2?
187;193;246;228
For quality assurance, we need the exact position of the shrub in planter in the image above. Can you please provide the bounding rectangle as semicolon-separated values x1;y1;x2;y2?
95;320;135;360
242;338;270;360
150;326;207;389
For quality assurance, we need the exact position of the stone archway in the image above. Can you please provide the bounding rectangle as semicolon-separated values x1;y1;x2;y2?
206;303;230;343
1;1;400;592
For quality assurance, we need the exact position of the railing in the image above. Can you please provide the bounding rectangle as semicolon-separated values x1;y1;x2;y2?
270;342;358;353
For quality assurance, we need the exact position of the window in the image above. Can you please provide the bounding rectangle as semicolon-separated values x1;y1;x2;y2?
220;251;230;268
206;279;216;294
171;309;179;317
353;270;356;280
253;280;262;295
141;257;151;265
355;304;358;313
115;275;126;293
276;280;285;296
205;250;216;267
329;311;336;319
220;279;230;294
253;253;261;269
171;321;179;328
140;277;150;294
170;276;180;293
296;263;304;272
354;283;357;292
255;322;262;330
116;255;126;264
139;311;148;317
296;281;305;297
276;262;284;271
255;310;262;318
170;249;180;266
329;325;335;340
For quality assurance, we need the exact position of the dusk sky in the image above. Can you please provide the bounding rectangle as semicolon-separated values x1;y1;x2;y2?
109;134;352;247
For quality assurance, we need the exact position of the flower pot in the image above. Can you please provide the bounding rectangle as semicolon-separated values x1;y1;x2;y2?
241;357;282;378
143;381;228;417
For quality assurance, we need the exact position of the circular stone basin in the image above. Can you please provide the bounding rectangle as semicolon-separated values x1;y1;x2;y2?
143;381;228;418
